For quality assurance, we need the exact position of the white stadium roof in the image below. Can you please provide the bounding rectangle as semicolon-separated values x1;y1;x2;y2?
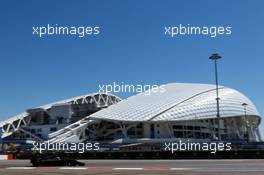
0;83;261;130
89;83;260;122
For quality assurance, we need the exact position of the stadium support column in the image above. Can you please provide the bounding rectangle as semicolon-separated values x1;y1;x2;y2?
143;123;151;138
256;128;263;142
209;53;222;141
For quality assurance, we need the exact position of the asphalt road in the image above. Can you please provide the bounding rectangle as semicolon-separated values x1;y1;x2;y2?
0;159;264;175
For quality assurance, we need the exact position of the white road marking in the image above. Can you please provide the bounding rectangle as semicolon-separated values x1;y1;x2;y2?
6;167;36;170
170;168;199;170
174;160;246;162
113;168;143;170
59;167;88;170
0;155;8;160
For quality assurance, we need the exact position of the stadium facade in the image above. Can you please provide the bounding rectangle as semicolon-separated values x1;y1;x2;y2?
0;83;262;148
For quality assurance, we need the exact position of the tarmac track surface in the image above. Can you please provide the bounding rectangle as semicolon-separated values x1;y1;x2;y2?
0;159;264;175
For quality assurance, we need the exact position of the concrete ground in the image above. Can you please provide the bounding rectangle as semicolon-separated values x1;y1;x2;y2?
0;159;264;175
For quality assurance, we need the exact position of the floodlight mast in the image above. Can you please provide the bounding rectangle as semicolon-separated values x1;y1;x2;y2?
242;102;249;142
209;53;222;141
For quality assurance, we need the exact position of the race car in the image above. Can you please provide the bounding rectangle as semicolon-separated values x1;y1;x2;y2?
30;153;85;167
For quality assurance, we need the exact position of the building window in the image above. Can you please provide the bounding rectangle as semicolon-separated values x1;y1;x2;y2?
174;131;183;138
137;130;143;136
187;126;193;130
136;123;143;128
150;124;155;138
194;126;200;130
173;125;183;130
50;127;57;132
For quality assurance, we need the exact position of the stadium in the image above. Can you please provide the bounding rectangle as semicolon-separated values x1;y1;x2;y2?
0;83;262;150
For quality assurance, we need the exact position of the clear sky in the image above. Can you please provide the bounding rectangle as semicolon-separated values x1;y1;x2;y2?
0;0;263;134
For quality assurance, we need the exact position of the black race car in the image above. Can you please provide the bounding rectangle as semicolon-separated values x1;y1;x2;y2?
30;154;85;167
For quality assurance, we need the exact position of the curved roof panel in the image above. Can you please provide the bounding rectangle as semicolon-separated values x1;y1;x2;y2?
90;83;260;122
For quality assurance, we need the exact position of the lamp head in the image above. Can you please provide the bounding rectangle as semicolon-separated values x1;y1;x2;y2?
209;53;222;60
242;103;248;107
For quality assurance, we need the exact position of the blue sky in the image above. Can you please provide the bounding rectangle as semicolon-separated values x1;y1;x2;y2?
0;0;264;134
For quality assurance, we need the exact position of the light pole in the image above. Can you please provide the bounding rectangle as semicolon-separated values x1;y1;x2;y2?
209;53;222;141
242;103;248;118
242;103;249;142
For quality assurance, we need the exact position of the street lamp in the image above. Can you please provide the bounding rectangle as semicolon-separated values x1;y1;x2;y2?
209;53;222;141
242;103;249;142
242;103;248;117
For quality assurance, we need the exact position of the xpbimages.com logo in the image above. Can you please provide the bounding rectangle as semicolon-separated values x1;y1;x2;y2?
164;24;232;38
164;140;232;154
32;141;100;153
98;82;166;95
32;24;100;38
